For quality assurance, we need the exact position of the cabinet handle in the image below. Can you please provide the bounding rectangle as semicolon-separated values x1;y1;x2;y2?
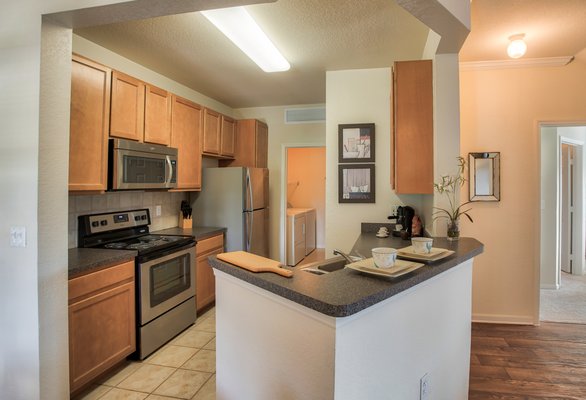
302;223;306;235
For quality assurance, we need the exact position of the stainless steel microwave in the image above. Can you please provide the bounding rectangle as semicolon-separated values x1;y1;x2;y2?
109;138;177;190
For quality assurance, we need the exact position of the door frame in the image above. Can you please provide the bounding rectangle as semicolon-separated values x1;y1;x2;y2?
538;122;585;322
279;143;326;264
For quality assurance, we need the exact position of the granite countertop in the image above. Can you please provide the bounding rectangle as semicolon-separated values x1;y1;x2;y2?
209;233;483;318
152;226;227;241
68;248;137;278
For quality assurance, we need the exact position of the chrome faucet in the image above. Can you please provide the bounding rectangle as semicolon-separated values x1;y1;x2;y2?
333;249;356;264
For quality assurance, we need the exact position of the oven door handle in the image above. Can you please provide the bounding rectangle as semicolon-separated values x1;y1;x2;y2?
137;240;196;264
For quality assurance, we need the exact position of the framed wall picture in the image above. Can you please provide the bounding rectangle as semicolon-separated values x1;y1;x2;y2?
338;164;375;203
338;123;375;163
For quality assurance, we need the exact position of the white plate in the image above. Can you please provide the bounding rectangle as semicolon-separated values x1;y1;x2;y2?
346;258;424;278
396;246;454;262
376;233;389;238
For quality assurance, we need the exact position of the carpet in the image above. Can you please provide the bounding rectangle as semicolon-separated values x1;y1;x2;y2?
540;271;586;324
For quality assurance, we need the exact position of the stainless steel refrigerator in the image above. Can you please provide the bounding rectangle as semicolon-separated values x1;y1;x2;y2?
193;167;269;257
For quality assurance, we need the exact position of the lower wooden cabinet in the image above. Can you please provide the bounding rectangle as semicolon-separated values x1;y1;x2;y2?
68;260;136;394
196;234;224;312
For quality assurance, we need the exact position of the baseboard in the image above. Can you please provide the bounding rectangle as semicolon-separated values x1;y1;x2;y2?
472;313;536;325
540;283;560;290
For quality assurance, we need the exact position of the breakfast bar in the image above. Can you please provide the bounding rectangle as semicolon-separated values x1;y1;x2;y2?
209;232;483;400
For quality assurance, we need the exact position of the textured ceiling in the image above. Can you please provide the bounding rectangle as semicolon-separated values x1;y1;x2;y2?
74;0;430;108
460;0;586;62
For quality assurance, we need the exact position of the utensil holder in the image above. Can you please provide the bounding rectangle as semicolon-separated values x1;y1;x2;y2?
179;212;193;229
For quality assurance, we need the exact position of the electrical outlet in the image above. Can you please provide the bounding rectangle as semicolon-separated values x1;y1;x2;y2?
155;205;162;217
10;226;26;248
420;373;430;400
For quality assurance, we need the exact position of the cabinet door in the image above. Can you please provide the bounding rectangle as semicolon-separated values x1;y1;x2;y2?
144;84;171;145
202;108;221;155
196;234;224;311
69;281;135;392
69;56;111;192
255;120;268;168
393;60;433;194
110;71;145;141
171;96;202;190
220;115;236;157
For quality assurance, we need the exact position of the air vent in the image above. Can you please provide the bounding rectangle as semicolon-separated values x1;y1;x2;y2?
284;107;326;124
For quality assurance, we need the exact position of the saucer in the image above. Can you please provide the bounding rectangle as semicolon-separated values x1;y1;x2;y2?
376;233;389;238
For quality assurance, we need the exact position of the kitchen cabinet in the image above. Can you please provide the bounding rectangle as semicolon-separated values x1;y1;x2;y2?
286;208;316;265
171;95;203;190
68;260;135;394
202;108;221;155
110;70;171;145
202;109;236;158
69;55;111;192
144;84;172;145
196;233;224;312
110;71;145;142
220;115;236;157
219;119;268;168
392;60;433;194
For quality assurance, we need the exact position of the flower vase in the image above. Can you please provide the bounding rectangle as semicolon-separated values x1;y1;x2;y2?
447;219;460;241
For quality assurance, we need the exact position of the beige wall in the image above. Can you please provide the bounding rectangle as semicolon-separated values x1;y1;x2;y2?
287;147;326;248
460;56;586;324
233;106;325;262
325;68;424;254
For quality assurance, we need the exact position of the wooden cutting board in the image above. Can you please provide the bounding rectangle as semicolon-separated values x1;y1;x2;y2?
217;251;293;278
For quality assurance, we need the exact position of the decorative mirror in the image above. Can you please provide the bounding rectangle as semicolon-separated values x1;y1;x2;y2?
469;152;500;202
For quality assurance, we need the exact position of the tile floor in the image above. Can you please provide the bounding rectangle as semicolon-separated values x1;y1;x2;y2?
74;307;216;400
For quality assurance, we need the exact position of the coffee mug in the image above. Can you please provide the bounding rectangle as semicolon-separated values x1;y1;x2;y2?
371;247;397;268
411;237;433;254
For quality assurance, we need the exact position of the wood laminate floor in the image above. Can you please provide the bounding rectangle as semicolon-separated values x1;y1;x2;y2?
470;322;586;400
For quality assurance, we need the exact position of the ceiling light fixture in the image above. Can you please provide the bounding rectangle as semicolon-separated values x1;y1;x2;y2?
507;34;527;59
202;6;290;73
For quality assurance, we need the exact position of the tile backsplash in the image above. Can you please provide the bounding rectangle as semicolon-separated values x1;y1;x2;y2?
69;191;189;248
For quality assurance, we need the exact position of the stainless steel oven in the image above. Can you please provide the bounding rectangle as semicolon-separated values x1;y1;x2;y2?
137;242;196;359
78;209;197;360
110;138;178;190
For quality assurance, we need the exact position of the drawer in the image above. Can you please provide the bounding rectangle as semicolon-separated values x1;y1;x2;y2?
69;260;134;304
197;234;224;256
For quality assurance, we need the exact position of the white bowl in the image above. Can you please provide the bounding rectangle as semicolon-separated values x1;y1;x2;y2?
371;247;397;269
411;237;433;254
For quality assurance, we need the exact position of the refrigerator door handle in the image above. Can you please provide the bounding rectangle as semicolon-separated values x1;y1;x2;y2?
246;168;254;211
245;212;253;252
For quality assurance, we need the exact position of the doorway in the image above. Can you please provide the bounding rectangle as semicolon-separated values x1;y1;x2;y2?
539;125;586;324
282;146;326;266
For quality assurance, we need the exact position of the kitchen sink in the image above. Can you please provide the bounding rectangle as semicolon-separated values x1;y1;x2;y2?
301;255;361;275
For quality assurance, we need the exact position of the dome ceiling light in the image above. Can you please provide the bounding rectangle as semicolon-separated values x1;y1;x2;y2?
507;34;527;59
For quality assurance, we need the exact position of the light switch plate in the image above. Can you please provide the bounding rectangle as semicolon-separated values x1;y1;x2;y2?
10;226;26;248
155;205;162;217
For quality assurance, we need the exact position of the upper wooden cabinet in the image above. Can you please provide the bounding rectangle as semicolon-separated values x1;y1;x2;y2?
110;71;144;142
220;115;236;157
171;95;203;191
110;71;171;145
202;109;235;158
219;119;268;168
144;84;172;145
392;60;433;194
69;55;111;192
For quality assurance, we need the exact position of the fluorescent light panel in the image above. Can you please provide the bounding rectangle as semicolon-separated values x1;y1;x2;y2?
202;6;290;73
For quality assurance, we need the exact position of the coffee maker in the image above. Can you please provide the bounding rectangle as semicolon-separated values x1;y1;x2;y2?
388;206;415;238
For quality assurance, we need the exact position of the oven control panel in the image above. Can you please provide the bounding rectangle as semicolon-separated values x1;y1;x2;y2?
83;209;150;235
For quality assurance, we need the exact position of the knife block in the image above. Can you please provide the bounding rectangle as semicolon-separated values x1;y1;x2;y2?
179;212;193;229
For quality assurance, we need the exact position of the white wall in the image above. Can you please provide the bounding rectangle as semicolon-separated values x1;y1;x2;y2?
233;106;325;262
325;68;423;254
